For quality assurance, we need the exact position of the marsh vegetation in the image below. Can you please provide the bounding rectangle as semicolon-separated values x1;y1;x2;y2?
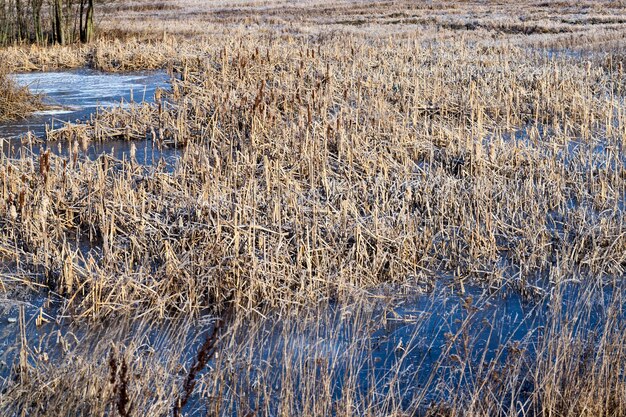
1;0;626;416
0;70;43;121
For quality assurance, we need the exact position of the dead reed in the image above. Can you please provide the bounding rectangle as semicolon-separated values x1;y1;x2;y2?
1;1;626;416
2;36;626;318
0;70;43;122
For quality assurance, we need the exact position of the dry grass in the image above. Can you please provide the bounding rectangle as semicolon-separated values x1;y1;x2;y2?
2;36;626;316
1;285;623;417
0;0;626;416
94;0;626;51
0;70;43;122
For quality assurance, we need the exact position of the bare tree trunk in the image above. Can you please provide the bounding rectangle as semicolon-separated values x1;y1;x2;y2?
0;0;7;44
85;0;93;42
32;0;43;44
80;0;93;43
79;0;84;41
54;0;64;45
15;0;26;41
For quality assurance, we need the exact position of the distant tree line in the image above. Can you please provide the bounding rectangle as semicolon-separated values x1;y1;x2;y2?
0;0;96;46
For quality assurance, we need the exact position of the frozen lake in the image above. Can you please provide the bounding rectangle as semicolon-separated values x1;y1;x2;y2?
0;69;176;164
0;69;169;138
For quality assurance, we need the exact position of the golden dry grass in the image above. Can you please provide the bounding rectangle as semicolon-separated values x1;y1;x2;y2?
0;70;43;122
0;0;626;416
2;35;626;316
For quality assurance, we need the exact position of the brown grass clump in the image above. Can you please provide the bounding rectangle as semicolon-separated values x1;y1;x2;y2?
0;70;43;122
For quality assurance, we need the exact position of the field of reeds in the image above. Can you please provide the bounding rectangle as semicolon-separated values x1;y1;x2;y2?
1;1;626;416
